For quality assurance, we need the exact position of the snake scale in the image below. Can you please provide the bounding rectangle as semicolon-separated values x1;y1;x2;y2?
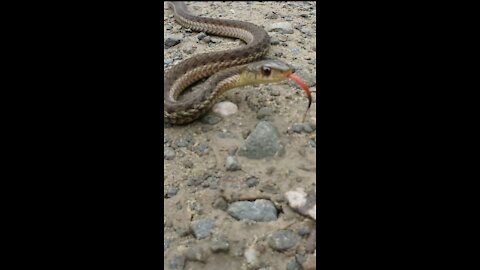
164;1;311;125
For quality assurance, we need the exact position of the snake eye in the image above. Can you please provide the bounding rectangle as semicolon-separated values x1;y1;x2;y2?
261;66;272;76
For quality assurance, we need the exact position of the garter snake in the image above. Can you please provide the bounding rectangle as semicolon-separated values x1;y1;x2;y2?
164;1;311;125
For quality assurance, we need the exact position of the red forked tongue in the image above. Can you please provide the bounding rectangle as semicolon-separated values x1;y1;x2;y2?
287;73;313;122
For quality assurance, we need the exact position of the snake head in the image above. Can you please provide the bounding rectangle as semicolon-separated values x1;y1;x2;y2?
242;60;295;84
241;59;312;107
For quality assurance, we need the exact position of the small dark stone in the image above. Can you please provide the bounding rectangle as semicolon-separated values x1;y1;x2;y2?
213;197;228;210
201;114;222;125
166;187;179;198
268;230;298;251
246;176;259;188
164;34;182;49
298;227;311;237
227;199;278;222
292;123;304;133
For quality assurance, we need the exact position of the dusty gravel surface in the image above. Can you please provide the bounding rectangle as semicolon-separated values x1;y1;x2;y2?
164;2;317;269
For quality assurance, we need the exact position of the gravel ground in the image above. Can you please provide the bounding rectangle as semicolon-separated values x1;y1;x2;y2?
164;2;317;269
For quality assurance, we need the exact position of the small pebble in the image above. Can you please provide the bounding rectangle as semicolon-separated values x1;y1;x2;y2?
210;238;230;253
268;230;298;251
298;227;311;237
213;101;238;117
165;187;178;198
227;199;278;222
213;197;228;210
191;218;215;240
245;176;259;188
225;156;241;171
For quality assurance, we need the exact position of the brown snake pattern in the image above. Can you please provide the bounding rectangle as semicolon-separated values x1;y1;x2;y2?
164;1;271;124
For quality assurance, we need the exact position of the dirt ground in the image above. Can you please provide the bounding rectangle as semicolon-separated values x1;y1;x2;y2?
164;2;316;269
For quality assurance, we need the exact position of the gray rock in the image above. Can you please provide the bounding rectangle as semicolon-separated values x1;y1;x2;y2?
245;176;259;188
303;123;316;133
266;22;294;34
268;230;298;251
164;34;183;49
295;254;306;264
197;32;207;40
166;187;178;198
227;199;278;222
238;121;284;159
290;122;316;134
191;218;215;240
292;123;304;133
298;227;311;237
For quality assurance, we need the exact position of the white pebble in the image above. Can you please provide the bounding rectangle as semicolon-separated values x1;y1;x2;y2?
213;101;238;117
285;189;308;209
285;188;316;221
244;246;259;266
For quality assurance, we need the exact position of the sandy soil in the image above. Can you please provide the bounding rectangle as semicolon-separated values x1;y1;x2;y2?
164;2;316;269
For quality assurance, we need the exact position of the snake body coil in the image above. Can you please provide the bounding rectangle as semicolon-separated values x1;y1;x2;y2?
164;1;271;124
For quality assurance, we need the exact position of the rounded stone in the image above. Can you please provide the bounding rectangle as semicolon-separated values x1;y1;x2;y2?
268;230;298;251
